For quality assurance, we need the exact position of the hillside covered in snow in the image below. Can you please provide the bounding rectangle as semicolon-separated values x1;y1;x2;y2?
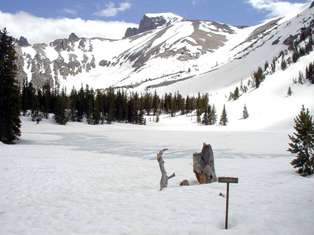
14;3;313;94
10;1;313;130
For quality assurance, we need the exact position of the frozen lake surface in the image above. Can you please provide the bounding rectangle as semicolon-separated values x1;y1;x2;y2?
0;118;313;235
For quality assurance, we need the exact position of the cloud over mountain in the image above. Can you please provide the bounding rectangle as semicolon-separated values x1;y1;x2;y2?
0;10;137;43
248;0;307;18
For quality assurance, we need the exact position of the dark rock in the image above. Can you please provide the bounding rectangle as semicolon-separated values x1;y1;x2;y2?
99;59;111;67
180;180;190;186
68;33;80;42
124;27;139;38
272;37;280;45
17;36;30;47
50;39;72;51
124;14;177;38
138;15;167;33
283;34;298;46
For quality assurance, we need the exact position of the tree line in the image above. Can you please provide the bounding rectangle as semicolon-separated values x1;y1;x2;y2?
21;82;236;126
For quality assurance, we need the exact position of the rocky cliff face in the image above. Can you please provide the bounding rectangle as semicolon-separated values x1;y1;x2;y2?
20;33;97;89
124;13;183;38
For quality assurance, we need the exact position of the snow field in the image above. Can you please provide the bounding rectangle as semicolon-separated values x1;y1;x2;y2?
0;118;313;235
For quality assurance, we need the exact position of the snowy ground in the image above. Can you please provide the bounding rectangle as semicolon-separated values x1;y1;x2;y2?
0;117;313;235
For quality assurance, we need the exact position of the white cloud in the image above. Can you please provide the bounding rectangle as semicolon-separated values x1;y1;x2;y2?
248;0;308;18
0;11;137;43
62;8;78;16
95;1;132;17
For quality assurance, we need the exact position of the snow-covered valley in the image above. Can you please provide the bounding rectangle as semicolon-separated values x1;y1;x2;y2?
0;117;313;235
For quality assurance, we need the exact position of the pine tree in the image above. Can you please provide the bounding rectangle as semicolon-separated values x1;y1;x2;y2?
253;67;265;88
41;83;52;118
0;28;21;144
69;87;78;121
202;106;210;125
152;90;159;115
242;104;249;119
281;59;287;70
233;87;240;100
292;49;299;63
288;106;314;176
219;105;228;126
138;109;145;125
54;90;68;125
287;86;292;96
209;104;217;125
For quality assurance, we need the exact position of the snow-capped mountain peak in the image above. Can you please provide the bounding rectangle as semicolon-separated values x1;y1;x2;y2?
144;12;184;24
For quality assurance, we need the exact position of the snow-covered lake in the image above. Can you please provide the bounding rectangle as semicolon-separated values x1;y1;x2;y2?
0;118;313;235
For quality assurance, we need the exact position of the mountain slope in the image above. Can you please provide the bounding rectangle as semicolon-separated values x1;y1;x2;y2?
16;3;313;97
15;13;249;90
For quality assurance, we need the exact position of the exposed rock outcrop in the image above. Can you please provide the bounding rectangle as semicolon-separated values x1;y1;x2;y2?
17;36;30;47
124;13;182;38
68;33;80;42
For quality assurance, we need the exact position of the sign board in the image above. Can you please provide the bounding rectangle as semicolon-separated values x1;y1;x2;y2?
218;176;239;230
218;177;239;184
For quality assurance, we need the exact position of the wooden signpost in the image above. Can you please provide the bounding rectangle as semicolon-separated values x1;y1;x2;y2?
218;177;239;230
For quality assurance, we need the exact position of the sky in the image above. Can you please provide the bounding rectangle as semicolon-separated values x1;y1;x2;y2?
0;0;310;43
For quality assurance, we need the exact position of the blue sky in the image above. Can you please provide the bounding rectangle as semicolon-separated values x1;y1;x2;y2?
0;0;308;26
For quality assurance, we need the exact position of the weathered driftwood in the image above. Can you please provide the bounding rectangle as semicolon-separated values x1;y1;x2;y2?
193;143;217;184
157;149;175;191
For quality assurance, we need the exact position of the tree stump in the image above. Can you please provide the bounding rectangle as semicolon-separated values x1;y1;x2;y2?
193;143;217;184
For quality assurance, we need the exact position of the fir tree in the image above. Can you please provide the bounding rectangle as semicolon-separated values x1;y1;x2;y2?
41;83;52;118
152;90;160;115
292;49;299;63
219;105;228;126
202;106;210;125
242;104;249;119
0;28;21;144
253;67;265;88
288;106;314;176
138;109;145;125
287;86;292;96
54;90;68;125
209;104;217;125
281;59;287;70
233;87;240;100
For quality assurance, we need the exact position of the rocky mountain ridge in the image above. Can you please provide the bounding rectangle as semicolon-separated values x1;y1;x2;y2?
13;4;314;95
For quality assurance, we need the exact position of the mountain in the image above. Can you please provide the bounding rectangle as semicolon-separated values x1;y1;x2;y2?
15;5;312;96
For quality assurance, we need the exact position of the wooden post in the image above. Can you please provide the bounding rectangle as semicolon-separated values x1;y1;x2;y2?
225;182;230;229
218;177;238;230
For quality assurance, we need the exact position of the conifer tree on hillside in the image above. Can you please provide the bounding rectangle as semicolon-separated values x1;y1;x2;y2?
209;104;217;125
288;106;314;176
242;104;249;119
0;28;21;144
233;87;240;100
219;105;228;126
281;59;287;70
253;67;265;88
287;86;293;96
202;105;210;125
